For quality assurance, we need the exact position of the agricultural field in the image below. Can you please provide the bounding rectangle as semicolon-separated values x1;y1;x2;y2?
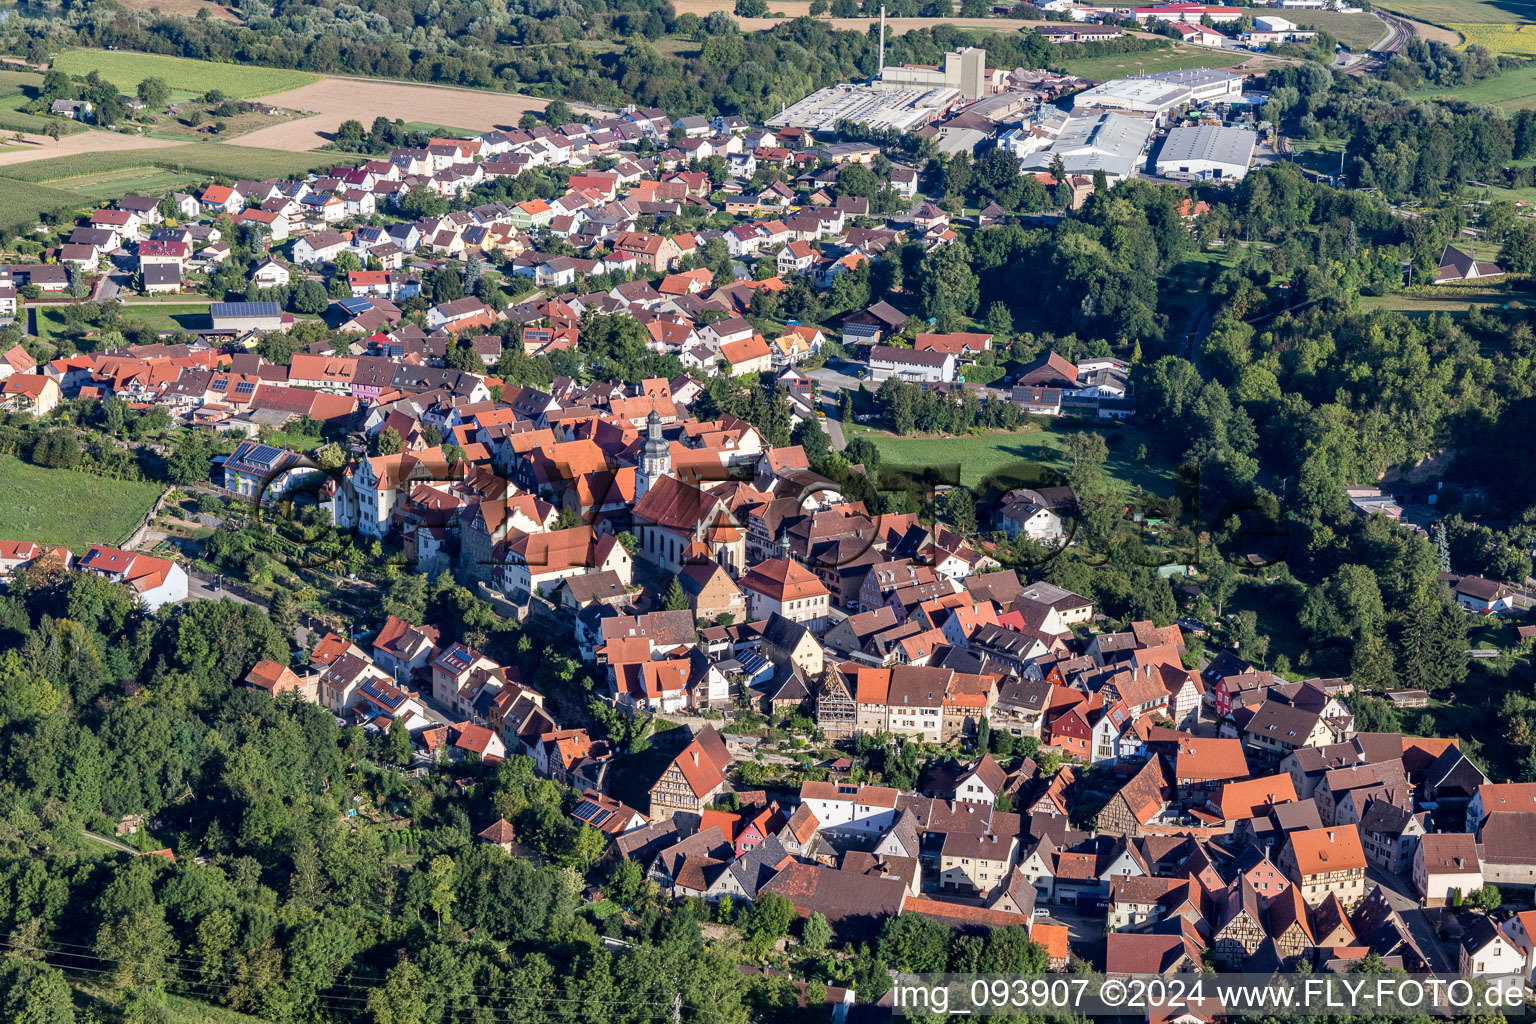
1059;44;1264;81
43;165;201;203
0;143;369;183
0;454;164;553
0;142;365;228
1452;21;1536;51
1235;7;1389;49
0;179;92;232
117;0;243;20
232;77;563;150
848;421;1176;494
52;50;320;101
1374;0;1529;25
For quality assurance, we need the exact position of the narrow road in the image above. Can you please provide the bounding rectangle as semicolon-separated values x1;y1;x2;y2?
821;394;847;452
1365;863;1458;974
80;830;136;854
1181;301;1212;377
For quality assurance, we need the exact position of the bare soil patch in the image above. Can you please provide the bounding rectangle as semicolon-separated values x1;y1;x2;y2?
231;76;580;150
1409;17;1464;43
0;130;182;168
119;0;244;21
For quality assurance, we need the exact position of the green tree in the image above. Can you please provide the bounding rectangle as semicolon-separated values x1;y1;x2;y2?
801;911;832;950
791;418;831;470
1468;885;1502;912
662;576;690;612
166;429;210;485
314;441;347;469
941;487;977;537
136;76;170;108
743;892;796;955
0;953;75;1024
916;242;979;329
1063;431;1108;495
375;426;403;456
426;854;456;929
1299;564;1385;643
384;716;413;765
1349;633;1395;693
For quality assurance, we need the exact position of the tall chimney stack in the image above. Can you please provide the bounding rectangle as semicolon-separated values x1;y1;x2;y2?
879;4;886;74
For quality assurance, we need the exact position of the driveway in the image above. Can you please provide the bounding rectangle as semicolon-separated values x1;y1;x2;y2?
185;572;256;608
804;365;864;393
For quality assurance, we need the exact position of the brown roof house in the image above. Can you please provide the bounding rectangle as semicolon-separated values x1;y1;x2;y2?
477;818;519;853
649;724;732;819
1280;825;1367;908
243;659;317;702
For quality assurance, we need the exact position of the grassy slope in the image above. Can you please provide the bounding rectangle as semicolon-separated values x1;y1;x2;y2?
1413;61;1536;106
0;69;84;135
0;454;164;552
52;50;319;100
848;421;1176;493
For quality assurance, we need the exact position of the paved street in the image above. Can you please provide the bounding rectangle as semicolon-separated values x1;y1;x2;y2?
821;396;847;451
1365;863;1459;974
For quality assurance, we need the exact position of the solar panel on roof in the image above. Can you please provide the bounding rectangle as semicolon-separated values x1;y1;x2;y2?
590;807;612;826
337;297;373;314
245;443;283;468
573;799;602;821
234;381;256;394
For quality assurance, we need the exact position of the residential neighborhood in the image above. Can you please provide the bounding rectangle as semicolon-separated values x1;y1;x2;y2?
2;6;1535;1022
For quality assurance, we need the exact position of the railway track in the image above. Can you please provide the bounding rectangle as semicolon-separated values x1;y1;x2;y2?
1347;10;1413;74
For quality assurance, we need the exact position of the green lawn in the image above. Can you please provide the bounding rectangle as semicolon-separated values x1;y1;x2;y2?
1413;61;1536;107
121;303;217;332
1059;45;1256;80
1162;247;1239;325
0;454;164;552
1288;135;1348;175
47;166;202;202
52;50;319;100
850;420;1176;495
